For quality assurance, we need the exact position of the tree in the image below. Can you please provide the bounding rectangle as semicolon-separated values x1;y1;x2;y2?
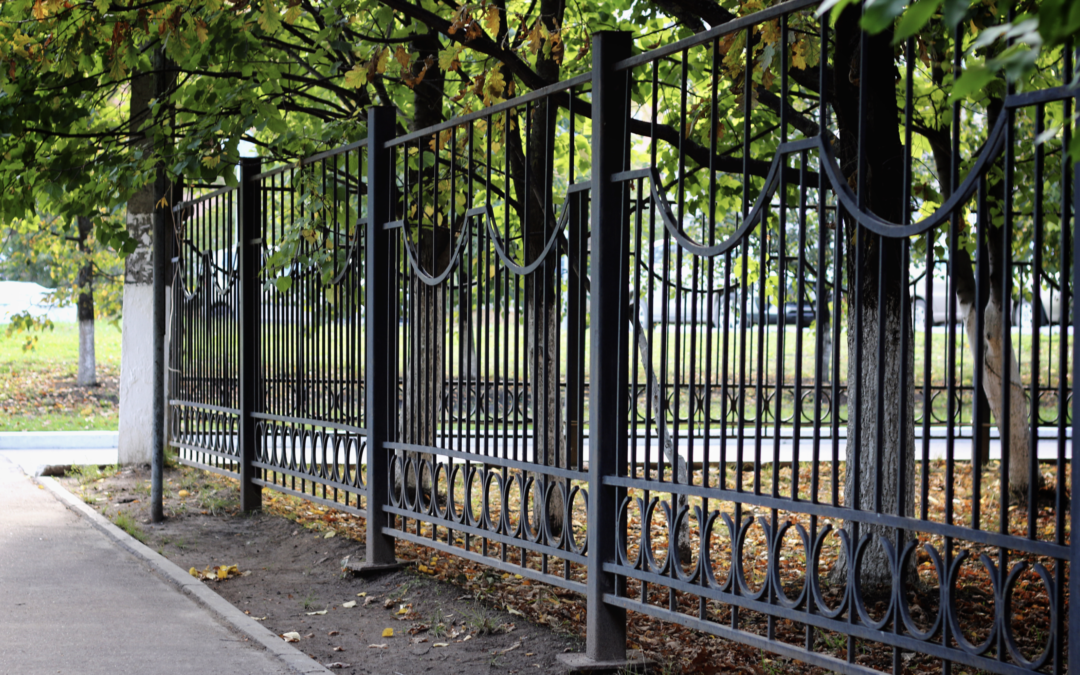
0;210;124;379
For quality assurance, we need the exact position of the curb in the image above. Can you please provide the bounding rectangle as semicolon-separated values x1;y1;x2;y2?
37;476;333;675
0;430;119;450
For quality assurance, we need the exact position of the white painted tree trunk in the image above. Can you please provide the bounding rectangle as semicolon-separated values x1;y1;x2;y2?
77;320;96;387
118;71;156;465
964;295;1033;497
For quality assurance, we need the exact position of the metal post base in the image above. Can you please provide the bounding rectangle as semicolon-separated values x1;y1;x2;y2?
341;555;412;577
556;650;652;674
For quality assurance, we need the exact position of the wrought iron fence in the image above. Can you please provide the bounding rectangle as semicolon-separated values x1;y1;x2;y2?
168;2;1076;673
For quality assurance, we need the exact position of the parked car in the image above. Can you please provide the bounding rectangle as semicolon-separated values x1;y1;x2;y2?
1013;284;1069;327
911;262;1069;328
743;292;828;328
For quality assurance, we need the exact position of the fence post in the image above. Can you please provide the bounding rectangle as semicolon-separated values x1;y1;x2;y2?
1069;135;1079;675
582;30;632;668
363;106;402;570
238;157;263;512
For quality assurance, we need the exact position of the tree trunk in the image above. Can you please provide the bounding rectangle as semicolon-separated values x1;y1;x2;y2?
76;215;97;387
400;29;446;498
965;295;1031;497
118;71;156;465
829;11;915;588
924;114;1038;500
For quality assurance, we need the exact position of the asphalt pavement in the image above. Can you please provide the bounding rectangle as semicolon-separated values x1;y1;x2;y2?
0;452;327;675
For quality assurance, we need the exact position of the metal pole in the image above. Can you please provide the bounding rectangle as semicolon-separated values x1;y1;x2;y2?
582;30;631;666
1069;116;1079;675
150;48;169;524
363;106;402;571
238;157;263;512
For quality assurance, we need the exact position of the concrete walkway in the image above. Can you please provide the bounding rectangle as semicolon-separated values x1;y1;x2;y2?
0;454;323;675
0;431;119;477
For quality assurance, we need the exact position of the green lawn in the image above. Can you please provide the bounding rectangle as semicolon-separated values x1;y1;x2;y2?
0;321;123;431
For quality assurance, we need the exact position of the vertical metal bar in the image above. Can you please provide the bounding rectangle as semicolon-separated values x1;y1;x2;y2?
1069;82;1080;675
238;157;263;512
151;146;168;522
366;107;399;566
584;30;630;664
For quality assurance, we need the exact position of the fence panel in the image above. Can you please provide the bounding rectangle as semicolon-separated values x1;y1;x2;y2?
378;76;595;593
251;142;369;514
169;185;242;476
605;3;1073;674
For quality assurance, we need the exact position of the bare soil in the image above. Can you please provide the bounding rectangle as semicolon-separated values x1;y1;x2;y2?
59;464;581;675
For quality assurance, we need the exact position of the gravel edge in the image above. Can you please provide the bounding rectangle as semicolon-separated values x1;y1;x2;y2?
37;476;333;675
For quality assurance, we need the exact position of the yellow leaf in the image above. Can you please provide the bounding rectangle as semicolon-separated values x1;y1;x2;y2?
485;6;501;37
381;628;394;638
343;63;368;89
396;606;408;615
217;566;229;580
438;46;461;72
284;3;301;24
324;529;336;538
342;601;357;608
483;65;506;105
178;490;190;498
282;632;301;642
189;567;199;577
375;48;390;75
394;46;411;70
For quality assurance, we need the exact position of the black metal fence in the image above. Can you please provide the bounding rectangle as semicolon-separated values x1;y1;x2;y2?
169;3;1076;673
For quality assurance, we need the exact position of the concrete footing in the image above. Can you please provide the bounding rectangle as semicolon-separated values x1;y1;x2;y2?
557;650;652;673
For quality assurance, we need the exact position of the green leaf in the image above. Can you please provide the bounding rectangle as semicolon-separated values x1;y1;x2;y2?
860;0;908;34
893;0;943;44
274;276;293;293
949;64;995;102
942;0;969;31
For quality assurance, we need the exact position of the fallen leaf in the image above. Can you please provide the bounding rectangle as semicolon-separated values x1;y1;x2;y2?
323;663;350;669
328;631;340;636
433;643;450;648
324;530;336;539
178;490;190;498
306;610;327;616
382;628;394;638
368;644;388;649
282;632;301;642
357;592;367;597
342;601;357;608
332;646;344;652
188;567;198;577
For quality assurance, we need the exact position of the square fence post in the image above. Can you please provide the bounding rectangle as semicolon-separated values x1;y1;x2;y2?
238;157;263;512
1069;136;1079;675
362;106;403;571
561;30;633;670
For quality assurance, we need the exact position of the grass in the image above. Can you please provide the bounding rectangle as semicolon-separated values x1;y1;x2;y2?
112;511;147;543
68;463;120;486
0;320;122;431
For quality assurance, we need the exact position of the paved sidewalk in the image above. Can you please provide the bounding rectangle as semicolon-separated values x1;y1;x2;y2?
0;431;119;477
0;455;308;675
